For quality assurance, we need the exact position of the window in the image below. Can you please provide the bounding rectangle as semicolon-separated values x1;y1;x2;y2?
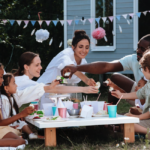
134;0;150;50
91;0;116;51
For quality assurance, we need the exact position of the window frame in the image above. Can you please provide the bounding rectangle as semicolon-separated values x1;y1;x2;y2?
90;0;116;51
133;0;139;51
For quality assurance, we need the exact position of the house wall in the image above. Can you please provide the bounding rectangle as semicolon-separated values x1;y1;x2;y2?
66;0;135;73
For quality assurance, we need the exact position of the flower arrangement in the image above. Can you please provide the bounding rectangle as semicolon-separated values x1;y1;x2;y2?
67;39;72;47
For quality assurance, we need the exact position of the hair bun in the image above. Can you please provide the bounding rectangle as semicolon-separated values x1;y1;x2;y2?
74;30;86;37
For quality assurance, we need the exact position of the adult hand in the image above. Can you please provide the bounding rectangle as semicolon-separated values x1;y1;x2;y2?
111;90;122;98
83;86;99;94
85;78;96;86
20;106;35;118
61;65;77;79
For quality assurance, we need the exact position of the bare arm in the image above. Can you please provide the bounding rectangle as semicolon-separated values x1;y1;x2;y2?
45;85;98;94
61;61;123;78
111;90;138;99
127;111;150;120
0;107;34;126
74;71;96;86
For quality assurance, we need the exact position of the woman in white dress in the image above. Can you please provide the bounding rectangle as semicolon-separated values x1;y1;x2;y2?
14;30;97;109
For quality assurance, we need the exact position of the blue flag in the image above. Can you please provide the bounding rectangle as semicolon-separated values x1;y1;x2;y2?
53;20;58;26
116;15;121;21
10;20;15;25
31;21;36;26
136;12;141;18
95;18;100;24
75;19;79;25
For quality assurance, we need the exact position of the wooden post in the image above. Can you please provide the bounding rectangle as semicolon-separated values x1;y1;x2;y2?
45;128;57;147
124;123;135;143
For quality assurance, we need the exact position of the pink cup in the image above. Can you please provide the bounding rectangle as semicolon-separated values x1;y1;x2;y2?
73;103;78;109
58;108;67;118
103;103;108;112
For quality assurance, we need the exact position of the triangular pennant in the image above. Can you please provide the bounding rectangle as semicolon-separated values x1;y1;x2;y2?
80;19;86;25
10;20;15;25
3;20;7;24
31;20;36;26
122;14;128;19
95;18;100;24
75;19;79;25
88;18;93;23
67;20;72;25
53;20;58;26
102;17;107;22
17;20;22;26
109;16;114;22
129;13;134;18
60;20;64;26
24;20;29;25
116;15;121;21
143;11;147;16
136;12;141;18
45;20;51;26
38;20;43;26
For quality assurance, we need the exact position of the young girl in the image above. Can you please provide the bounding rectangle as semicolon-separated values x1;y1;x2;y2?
1;73;41;139
0;63;35;148
111;50;150;137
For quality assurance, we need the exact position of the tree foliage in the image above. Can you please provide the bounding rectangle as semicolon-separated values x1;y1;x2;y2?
0;0;64;72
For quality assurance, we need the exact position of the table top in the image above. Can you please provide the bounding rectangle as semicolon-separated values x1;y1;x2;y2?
26;115;139;129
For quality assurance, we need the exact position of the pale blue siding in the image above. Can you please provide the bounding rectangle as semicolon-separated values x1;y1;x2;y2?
66;0;135;74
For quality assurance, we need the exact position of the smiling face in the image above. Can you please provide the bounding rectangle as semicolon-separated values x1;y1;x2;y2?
72;39;90;63
0;69;4;86
5;76;17;95
137;39;150;61
135;78;146;92
24;56;42;79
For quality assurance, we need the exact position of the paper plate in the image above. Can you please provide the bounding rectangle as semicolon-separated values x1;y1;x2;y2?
92;114;109;117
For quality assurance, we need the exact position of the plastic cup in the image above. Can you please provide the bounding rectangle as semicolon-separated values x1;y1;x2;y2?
73;103;78;109
58;108;67;118
107;105;117;118
31;102;39;110
52;106;57;116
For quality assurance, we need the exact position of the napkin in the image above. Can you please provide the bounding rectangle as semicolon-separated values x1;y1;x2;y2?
63;101;73;110
43;103;54;116
80;105;93;118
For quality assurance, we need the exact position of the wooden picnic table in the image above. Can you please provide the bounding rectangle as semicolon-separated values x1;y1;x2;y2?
26;115;139;147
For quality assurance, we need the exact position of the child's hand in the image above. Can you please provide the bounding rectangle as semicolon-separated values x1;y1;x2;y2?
11;125;19;129
20;106;35;118
50;80;59;89
83;86;99;94
130;107;142;115
111;90;122;98
85;78;96;86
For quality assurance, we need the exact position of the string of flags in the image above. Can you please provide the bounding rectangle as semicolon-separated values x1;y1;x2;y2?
1;10;149;28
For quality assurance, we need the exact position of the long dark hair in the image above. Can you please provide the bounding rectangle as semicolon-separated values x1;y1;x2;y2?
14;51;39;76
1;73;19;122
72;30;90;48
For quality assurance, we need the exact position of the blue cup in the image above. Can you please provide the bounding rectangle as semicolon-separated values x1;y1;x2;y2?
107;105;117;118
52;106;57;116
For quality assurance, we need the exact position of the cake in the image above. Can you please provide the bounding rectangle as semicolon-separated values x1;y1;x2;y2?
95;82;101;89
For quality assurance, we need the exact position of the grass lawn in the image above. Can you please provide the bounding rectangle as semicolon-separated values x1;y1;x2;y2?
21;93;149;150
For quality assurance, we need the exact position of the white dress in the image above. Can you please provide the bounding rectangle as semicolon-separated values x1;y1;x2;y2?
0;95;27;130
37;48;87;84
37;48;87;109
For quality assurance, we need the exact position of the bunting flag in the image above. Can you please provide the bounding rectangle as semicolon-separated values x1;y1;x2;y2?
109;16;114;22
122;14;128;19
3;20;7;24
136;12;141;18
102;17;107;22
75;19;79;25
88;18;93;23
116;15;121;21
67;20;72;25
60;20;64;26
95;18;100;24
53;20;57;26
31;20;36;26
16;20;22;26
38;20;43;26
129;13;134;18
143;11;147;16
45;20;51;26
10;20;15;25
24;20;29;25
